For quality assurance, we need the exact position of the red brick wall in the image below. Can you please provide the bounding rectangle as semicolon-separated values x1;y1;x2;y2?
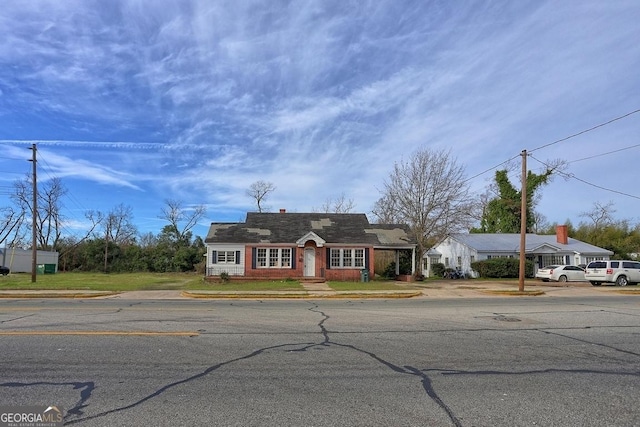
242;245;375;280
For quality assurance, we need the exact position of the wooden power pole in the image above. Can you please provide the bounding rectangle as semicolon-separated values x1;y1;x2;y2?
518;150;527;292
29;144;37;283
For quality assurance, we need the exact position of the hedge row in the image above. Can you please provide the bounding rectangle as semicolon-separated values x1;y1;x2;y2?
471;258;534;278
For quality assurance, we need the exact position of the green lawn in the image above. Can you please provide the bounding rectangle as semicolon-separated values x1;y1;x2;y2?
0;272;305;292
0;272;415;292
327;281;414;291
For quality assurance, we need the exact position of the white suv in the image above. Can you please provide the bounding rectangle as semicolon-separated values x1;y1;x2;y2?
584;260;640;286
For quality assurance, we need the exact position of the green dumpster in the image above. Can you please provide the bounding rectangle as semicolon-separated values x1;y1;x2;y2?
360;268;370;282
36;264;45;274
44;264;56;274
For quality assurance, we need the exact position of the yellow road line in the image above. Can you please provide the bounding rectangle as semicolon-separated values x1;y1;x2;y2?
0;331;199;336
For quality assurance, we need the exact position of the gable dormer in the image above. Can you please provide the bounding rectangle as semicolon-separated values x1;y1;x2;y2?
296;231;326;247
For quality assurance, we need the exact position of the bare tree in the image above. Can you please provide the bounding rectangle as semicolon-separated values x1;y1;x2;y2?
12;176;66;250
530;210;549;234
371;194;400;224
373;148;476;275
138;232;158;249
0;206;24;247
159;199;206;244
246;180;276;213
101;204;138;272
103;204;138;245
317;192;356;213
580;201;616;230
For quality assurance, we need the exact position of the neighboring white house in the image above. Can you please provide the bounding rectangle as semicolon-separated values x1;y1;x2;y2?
424;225;613;277
0;248;59;273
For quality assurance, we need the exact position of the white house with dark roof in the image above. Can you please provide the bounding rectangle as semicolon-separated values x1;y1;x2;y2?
424;225;613;277
204;210;416;281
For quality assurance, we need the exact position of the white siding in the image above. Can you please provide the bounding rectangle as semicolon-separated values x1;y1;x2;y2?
425;237;478;277
207;244;245;276
0;249;59;273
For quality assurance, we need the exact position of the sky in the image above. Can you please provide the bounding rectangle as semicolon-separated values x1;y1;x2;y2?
1;0;639;240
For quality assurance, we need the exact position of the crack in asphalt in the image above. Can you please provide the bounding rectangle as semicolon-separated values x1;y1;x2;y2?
61;342;314;425
0;313;35;323
4;302;638;426
541;329;640;358
305;303;463;426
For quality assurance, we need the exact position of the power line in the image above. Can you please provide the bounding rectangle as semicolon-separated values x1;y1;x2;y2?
568;143;640;164
464;153;521;183
36;152;98;239
530;108;640;153
465;108;640;183
529;154;640;200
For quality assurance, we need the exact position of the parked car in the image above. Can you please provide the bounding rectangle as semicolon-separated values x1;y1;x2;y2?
585;260;640;286
0;266;9;275
535;265;585;282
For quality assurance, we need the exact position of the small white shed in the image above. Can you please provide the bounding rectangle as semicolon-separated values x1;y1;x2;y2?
0;248;59;273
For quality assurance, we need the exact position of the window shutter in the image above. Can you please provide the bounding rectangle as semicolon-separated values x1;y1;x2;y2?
236;251;241;265
291;247;296;269
212;250;218;264
365;248;370;268
251;247;257;269
326;248;331;269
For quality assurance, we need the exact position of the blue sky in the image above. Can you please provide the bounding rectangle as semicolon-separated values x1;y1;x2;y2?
1;1;639;240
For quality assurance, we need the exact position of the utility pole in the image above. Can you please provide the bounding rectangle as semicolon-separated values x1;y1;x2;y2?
29;144;37;283
518;149;527;292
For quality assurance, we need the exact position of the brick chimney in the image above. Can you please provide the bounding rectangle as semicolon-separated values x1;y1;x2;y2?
279;208;286;214
556;225;568;245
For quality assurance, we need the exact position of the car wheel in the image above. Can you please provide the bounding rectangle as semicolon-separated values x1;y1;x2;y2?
616;275;628;287
558;275;568;283
590;281;601;286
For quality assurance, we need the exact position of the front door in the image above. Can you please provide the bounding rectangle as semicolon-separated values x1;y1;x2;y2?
304;248;315;277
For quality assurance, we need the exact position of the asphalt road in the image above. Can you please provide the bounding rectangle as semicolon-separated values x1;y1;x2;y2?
1;296;639;426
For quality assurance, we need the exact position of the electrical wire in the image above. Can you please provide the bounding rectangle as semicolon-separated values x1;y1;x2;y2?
567;143;640;164
35;152;97;240
529;154;640;200
463;153;521;183
529;108;640;153
463;108;640;183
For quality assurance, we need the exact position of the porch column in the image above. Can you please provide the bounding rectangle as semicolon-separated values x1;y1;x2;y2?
411;247;416;275
395;250;400;275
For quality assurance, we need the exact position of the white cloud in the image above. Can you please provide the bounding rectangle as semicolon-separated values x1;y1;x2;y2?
0;0;639;232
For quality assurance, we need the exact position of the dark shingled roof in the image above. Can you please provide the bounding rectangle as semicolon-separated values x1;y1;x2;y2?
205;212;415;247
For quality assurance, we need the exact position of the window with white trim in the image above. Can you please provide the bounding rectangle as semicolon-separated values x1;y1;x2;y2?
257;248;292;268
216;251;236;264
330;248;365;268
540;255;567;267
257;248;267;267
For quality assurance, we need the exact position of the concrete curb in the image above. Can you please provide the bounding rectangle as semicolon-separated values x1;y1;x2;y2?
0;283;638;299
0;291;118;299
182;290;423;299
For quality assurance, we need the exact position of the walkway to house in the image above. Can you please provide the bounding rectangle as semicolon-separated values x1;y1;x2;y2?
300;281;333;292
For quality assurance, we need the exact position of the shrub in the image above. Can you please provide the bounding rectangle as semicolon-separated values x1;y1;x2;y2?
219;272;230;283
431;263;446;278
471;258;534;278
382;262;398;279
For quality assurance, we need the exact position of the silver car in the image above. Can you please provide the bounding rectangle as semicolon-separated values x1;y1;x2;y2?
535;265;585;282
